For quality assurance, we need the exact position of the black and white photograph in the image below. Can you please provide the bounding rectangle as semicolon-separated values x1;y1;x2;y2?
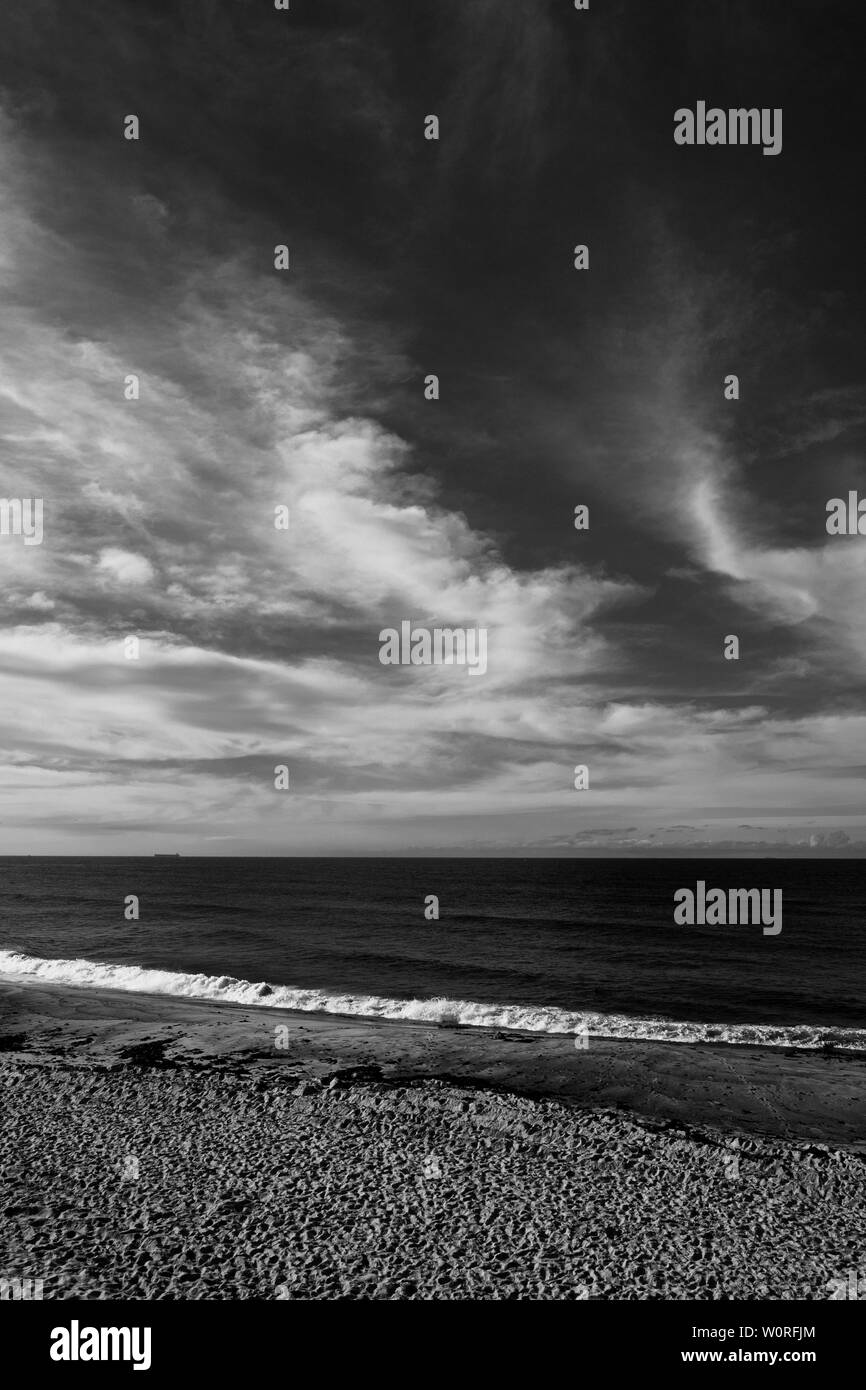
0;0;864;1365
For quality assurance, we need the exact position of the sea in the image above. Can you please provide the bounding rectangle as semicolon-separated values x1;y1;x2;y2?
0;857;864;1051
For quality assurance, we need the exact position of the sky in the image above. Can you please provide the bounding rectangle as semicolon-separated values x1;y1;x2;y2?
0;0;864;855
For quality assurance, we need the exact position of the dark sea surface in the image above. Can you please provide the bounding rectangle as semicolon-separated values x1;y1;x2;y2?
0;858;864;1049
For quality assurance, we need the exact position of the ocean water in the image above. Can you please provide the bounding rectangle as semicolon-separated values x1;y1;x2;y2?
0;857;864;1050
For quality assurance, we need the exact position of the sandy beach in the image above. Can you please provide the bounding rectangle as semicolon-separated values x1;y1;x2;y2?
2;976;865;1300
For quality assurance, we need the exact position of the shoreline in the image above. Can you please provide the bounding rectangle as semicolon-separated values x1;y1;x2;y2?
2;974;865;1149
4;949;861;1052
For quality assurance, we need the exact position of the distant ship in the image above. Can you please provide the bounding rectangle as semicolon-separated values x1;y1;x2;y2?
153;853;181;858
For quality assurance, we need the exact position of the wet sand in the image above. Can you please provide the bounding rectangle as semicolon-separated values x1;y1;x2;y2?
1;977;864;1299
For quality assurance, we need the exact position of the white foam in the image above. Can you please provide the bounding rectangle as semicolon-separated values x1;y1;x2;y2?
1;948;863;1051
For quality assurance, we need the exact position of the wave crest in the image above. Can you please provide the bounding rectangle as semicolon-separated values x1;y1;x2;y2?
1;949;863;1051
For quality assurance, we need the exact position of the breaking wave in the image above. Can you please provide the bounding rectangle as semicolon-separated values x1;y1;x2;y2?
1;949;864;1051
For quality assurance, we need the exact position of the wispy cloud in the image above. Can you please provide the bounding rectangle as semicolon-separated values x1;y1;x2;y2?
0;5;864;854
